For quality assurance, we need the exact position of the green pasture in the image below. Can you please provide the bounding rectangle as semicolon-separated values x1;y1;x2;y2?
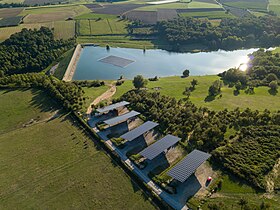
0;89;155;210
113;76;280;111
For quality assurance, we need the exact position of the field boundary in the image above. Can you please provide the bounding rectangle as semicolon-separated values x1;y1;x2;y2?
62;44;82;82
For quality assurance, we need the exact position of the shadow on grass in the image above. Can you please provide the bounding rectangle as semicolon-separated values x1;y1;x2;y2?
30;89;59;113
268;89;278;96
204;95;215;102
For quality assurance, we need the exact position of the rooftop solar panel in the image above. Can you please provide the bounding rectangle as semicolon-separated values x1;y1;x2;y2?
103;110;140;126
120;121;158;142
167;149;211;183
140;134;181;160
96;101;129;113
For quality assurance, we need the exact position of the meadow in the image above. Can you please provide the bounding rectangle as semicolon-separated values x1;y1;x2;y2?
269;0;280;15
0;89;155;210
113;76;280;111
179;11;234;19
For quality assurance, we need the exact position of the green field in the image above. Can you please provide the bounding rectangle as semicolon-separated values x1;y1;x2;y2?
82;86;109;111
190;174;280;210
223;1;268;10
269;0;280;15
77;18;129;35
0;21;75;41
113;76;280;111
0;89;155;209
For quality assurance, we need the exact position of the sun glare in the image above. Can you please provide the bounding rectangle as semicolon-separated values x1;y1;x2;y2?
238;56;250;71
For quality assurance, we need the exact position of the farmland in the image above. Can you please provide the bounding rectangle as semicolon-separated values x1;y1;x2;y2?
21;5;91;23
0;89;155;210
0;16;23;27
220;0;268;11
179;10;233;18
0;8;23;18
269;0;280;15
113;76;280;111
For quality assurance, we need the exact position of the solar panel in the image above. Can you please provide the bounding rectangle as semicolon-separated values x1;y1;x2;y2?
120;121;158;142
99;55;135;68
96;101;130;113
140;135;181;160
167;149;211;183
103;110;140;126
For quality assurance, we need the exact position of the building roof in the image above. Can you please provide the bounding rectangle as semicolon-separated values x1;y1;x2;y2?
103;110;140;126
140;134;181;160
96;101;129;113
120;121;158;142
167;149;211;183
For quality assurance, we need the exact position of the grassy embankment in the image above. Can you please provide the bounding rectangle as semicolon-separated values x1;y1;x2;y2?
113;76;280;111
0;89;155;210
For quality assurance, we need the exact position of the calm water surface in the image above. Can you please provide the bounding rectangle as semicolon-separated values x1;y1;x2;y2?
73;46;257;80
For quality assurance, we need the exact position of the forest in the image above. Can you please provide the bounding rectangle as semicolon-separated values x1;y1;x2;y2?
155;16;280;50
0;27;74;76
220;49;280;87
120;90;280;189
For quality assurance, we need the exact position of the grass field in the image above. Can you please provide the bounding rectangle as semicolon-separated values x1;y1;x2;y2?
54;48;75;80
82;86;109;111
190;173;280;210
112;76;280;111
21;5;91;23
78;18;128;35
0;89;155;209
269;0;280;15
223;1;268;10
0;21;74;41
0;8;23;18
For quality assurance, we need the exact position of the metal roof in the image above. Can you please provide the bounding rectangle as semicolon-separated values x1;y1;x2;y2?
120;121;159;142
167;149;211;183
140;134;181;160
103;110;140;126
96;101;129;113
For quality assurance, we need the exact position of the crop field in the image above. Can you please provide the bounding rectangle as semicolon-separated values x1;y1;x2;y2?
0;89;155;210
220;0;268;11
0;16;23;27
85;4;145;15
0;8;23;18
21;5;91;23
136;3;189;11
0;0;24;3
125;10;158;24
0;21;74;41
113;76;280;111
24;0;61;6
77;18;128;35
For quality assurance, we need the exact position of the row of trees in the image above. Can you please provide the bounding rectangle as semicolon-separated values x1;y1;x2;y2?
0;73;85;110
0;27;74;76
155;16;280;50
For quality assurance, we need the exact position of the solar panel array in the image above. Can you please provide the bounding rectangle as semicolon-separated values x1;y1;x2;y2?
99;55;135;68
167;149;211;183
96;101;129;113
103;110;140;126
140;134;181;160
120;121;158;141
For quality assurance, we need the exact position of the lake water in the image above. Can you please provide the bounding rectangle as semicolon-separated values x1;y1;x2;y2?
73;46;258;80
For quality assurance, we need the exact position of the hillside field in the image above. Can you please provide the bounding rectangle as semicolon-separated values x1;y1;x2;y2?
0;89;155;210
112;76;280;111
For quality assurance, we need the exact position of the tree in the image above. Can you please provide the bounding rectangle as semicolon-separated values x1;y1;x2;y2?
238;198;248;210
182;69;190;77
133;75;147;89
191;79;198;88
235;80;242;91
269;80;278;91
209;80;223;96
266;73;278;83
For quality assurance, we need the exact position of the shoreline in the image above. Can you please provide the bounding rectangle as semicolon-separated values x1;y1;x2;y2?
62;44;82;82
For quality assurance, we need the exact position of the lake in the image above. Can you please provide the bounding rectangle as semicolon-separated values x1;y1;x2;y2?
73;46;258;80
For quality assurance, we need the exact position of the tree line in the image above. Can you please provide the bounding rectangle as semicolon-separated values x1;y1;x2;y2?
0;27;74;76
155;16;280;51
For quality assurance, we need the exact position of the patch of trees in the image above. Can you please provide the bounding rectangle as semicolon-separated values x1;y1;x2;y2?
0;27;74;76
0;73;84;110
73;80;105;88
0;3;28;8
219;49;280;88
155;16;280;50
213;125;280;189
120;89;280;188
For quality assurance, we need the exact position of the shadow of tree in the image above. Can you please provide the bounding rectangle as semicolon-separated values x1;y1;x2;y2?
204;95;215;102
268;89;278;96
